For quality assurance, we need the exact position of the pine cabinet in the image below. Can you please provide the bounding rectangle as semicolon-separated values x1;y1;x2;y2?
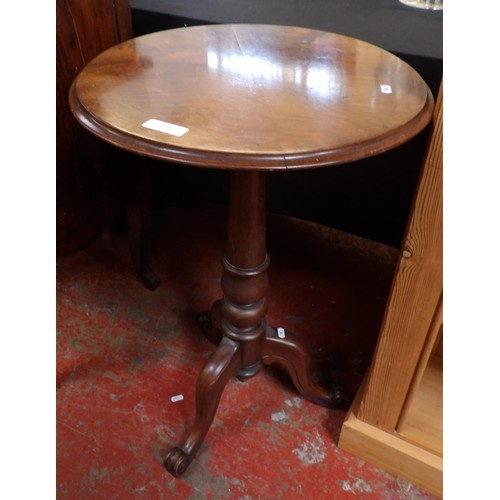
339;83;443;498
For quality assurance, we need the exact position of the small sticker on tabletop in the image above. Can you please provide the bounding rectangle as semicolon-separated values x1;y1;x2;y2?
380;84;392;94
142;118;189;137
171;394;184;403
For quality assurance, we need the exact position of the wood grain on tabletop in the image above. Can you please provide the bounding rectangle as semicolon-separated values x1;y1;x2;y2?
70;24;433;170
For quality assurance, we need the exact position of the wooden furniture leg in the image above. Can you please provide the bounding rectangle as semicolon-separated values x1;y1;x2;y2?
199;315;352;405
164;336;241;477
126;165;160;290
165;171;269;475
263;326;352;410
165;170;352;477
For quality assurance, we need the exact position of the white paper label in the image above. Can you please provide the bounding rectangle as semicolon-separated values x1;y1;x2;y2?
380;84;392;94
171;394;184;402
277;327;286;339
142;118;189;137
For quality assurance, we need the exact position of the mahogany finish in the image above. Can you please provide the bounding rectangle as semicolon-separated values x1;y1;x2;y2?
69;24;434;477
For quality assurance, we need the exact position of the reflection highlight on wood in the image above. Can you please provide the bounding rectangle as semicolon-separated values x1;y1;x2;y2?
70;24;433;170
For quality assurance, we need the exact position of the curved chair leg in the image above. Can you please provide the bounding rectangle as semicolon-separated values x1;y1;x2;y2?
262;326;352;410
164;336;241;477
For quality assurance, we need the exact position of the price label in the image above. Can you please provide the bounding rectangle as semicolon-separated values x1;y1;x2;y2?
142;118;189;137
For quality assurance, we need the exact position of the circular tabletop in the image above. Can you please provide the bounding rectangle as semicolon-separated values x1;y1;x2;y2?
70;24;434;170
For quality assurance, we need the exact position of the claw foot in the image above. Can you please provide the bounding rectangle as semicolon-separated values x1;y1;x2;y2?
164;447;192;478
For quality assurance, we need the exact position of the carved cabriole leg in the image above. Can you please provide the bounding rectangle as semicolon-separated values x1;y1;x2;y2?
164;336;241;477
165;171;269;477
262;326;352;410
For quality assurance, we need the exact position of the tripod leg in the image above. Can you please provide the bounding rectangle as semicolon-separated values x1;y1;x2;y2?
263;326;352;410
164;336;241;477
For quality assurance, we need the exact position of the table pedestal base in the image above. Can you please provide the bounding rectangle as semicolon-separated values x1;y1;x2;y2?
164;319;351;478
164;171;352;478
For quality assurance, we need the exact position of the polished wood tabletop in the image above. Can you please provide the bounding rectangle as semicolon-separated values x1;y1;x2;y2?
70;24;434;170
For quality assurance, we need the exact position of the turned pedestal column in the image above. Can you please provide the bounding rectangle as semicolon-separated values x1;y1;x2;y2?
164;170;351;477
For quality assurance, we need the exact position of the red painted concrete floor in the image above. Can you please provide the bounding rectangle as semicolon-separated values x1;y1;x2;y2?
57;203;439;499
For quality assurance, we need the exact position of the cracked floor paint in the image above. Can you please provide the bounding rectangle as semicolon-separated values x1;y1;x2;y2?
57;204;439;499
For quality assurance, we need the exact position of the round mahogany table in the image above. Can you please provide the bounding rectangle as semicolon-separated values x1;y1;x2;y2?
69;24;434;477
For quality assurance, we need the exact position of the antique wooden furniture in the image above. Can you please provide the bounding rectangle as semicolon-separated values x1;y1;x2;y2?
69;24;434;477
57;0;159;289
339;83;443;497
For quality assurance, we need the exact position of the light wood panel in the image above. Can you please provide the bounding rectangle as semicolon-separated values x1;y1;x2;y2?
398;355;443;456
433;326;443;357
397;295;442;432
339;385;443;497
339;81;442;497
358;83;442;431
